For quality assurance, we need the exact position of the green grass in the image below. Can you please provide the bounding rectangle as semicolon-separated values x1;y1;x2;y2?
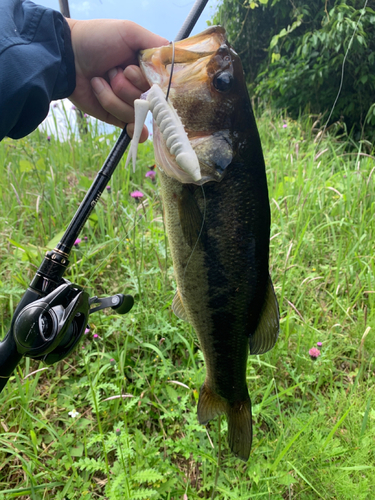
0;109;374;500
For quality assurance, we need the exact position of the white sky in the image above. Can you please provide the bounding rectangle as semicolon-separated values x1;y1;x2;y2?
35;0;219;41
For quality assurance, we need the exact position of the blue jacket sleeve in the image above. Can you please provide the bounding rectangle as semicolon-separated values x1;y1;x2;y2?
0;0;76;140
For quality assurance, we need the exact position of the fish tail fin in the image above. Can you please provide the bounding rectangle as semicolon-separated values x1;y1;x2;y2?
197;383;252;461
197;382;226;424
227;397;252;462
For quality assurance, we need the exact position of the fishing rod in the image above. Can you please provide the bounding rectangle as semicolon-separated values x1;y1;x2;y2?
0;0;210;394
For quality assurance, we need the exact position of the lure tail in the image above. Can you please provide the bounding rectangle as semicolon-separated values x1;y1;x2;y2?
125;98;149;173
125;84;201;182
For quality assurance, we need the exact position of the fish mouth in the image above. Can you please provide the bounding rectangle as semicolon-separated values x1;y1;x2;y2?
139;26;227;90
139;26;236;184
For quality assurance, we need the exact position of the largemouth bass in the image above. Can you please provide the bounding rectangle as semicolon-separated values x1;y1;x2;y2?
139;26;279;461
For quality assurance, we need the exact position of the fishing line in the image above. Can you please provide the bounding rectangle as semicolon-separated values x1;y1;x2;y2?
319;0;368;142
182;184;206;287
86;200;141;283
163;38;206;286
211;415;221;500
89;41;177;280
166;41;176;102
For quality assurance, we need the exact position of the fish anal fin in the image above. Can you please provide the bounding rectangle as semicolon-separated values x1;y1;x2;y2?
197;382;226;425
177;187;204;248
172;290;190;322
250;275;280;355
227;398;252;462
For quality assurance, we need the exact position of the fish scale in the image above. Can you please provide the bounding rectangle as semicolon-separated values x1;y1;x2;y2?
139;26;279;461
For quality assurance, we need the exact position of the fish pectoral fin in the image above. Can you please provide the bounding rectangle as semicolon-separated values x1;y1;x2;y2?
172;290;190;322
249;275;280;355
177;186;205;248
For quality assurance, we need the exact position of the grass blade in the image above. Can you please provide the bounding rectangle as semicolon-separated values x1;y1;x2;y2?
287;461;325;499
271;418;312;470
322;407;351;450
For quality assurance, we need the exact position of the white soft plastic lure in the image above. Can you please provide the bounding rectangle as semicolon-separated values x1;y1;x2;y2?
125;84;201;182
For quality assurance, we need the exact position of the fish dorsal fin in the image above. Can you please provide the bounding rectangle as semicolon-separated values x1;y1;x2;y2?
172;290;190;322
177;187;205;249
249;276;279;355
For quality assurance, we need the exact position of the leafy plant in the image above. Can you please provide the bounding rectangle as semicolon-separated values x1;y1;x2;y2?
0;112;375;498
214;0;375;139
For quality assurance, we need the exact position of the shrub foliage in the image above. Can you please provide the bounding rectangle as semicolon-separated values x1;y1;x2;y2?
214;0;375;138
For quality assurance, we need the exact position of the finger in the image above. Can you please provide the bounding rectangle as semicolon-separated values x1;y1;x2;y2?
126;123;149;143
108;66;147;105
123;22;168;53
68;92;125;129
91;76;137;124
123;66;150;93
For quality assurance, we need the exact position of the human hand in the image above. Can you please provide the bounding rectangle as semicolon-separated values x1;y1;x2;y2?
66;18;168;141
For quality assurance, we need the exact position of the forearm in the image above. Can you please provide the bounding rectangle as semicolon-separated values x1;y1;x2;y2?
1;2;168;141
0;0;76;141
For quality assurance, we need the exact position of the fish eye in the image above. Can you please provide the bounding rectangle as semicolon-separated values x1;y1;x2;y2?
213;71;233;92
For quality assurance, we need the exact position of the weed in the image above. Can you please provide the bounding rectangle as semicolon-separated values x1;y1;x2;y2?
0;111;374;499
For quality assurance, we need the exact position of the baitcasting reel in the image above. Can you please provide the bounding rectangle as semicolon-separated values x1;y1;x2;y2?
0;275;134;393
13;281;133;365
